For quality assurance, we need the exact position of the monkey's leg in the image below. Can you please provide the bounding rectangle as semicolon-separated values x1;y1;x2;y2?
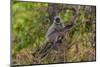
52;35;64;50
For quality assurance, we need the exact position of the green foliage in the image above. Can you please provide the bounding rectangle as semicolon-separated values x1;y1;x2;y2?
12;1;49;60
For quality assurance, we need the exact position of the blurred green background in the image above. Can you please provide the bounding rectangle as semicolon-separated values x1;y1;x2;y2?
12;0;96;65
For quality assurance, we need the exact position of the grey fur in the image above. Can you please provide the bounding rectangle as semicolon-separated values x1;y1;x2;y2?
45;16;63;43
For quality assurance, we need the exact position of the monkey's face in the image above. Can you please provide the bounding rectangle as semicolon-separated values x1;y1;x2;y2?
55;18;60;23
54;16;61;23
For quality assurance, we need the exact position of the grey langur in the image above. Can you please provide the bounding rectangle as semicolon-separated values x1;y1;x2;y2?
33;16;64;59
45;16;64;43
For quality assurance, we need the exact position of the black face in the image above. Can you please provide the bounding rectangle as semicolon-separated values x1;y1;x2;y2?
55;17;60;23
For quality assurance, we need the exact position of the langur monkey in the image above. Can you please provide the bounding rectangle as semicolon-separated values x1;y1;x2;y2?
45;16;64;44
33;16;64;59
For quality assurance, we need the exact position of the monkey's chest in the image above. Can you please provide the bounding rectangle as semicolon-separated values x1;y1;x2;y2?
46;32;60;42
